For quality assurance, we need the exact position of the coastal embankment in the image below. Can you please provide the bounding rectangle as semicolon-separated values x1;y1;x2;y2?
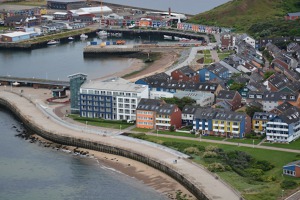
0;89;242;200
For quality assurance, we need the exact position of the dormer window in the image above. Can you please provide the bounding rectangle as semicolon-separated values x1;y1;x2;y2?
290;96;295;100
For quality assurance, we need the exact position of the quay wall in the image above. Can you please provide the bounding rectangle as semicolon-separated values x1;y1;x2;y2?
0;96;209;200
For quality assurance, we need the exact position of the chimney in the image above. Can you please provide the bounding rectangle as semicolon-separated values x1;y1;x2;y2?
168;7;171;16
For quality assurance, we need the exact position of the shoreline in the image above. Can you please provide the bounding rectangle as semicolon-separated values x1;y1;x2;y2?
26;134;196;200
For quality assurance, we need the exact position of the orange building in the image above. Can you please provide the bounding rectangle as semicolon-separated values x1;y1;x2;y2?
136;99;164;129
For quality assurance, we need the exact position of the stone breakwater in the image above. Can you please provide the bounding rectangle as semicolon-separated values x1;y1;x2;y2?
0;90;242;200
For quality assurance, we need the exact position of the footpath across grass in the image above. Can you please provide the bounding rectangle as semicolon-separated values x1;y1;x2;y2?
127;134;300;200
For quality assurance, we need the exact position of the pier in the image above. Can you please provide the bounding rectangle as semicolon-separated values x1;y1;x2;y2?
0;76;69;89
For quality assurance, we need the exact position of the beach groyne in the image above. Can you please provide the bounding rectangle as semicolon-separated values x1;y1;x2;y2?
0;95;210;200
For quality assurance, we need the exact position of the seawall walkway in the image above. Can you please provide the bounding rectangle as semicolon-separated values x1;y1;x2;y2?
0;90;241;200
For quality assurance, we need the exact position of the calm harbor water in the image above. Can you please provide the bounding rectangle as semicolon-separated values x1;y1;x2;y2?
105;0;231;15
0;108;166;200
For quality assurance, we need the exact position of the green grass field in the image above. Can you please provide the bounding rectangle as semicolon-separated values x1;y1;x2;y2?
155;130;198;138
68;115;133;129
226;138;262;145
218;53;232;60
128;135;300;200
262;139;300;151
131;127;152;133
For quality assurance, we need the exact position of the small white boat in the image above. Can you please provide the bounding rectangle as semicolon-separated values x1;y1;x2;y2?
47;40;59;45
80;34;88;39
174;36;180;41
68;36;74;40
97;30;108;37
163;35;172;40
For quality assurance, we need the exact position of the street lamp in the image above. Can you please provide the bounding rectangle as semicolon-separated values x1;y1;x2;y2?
120;125;122;131
281;190;284;199
85;121;88;130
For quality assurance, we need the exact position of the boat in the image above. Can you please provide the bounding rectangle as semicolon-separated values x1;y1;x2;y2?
80;34;88;39
47;40;59;45
116;40;126;45
174;36;180;41
97;30;108;37
163;35;172;40
68;36;74;40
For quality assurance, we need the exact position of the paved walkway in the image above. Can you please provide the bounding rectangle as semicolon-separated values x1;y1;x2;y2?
0;89;241;200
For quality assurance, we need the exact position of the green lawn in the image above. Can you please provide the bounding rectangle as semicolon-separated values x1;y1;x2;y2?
201;135;225;141
3;0;46;6
262;139;300;151
131;127;152;133
128;135;300;200
155;130;198;138
218;53;231;60
204;57;213;64
226;138;262;145
203;50;210;54
68;115;133;129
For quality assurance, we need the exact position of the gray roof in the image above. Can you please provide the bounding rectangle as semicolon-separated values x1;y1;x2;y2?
136;98;164;111
214;100;232;111
253;112;275;120
248;91;299;102
156;104;177;115
284;160;300;167
194;108;219;119
217;90;238;100
249;72;264;83
278;106;300;124
194;108;247;122
182;105;199;114
173;66;196;75
268;73;290;90
248;101;263;109
206;63;228;76
274;101;293;113
81;77;147;93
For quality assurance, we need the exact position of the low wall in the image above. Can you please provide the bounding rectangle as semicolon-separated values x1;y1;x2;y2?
0;96;209;200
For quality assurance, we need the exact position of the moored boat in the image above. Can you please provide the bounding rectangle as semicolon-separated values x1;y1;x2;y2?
80;34;88;39
68;36;74;40
47;40;59;45
97;30;108;37
163;35;172;40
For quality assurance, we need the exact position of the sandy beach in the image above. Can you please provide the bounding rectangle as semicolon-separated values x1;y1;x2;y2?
30;134;196;200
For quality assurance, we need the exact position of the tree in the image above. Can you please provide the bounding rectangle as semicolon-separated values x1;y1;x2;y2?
162;97;196;110
246;106;263;118
263;71;275;80
229;82;245;91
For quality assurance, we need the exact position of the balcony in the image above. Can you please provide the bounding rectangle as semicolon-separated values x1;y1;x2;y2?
156;117;171;121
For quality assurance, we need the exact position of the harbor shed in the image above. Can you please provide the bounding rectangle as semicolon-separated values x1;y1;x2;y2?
0;31;31;42
47;0;86;10
283;161;300;177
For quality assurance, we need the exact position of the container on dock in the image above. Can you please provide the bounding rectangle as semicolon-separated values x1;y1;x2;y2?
100;42;106;47
112;41;116;45
91;41;97;45
106;41;110;45
86;42;91;46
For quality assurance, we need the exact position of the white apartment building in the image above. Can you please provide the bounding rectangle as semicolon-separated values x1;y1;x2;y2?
79;77;149;121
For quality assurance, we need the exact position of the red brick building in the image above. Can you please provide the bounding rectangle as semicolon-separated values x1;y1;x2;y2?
171;66;199;83
216;90;242;111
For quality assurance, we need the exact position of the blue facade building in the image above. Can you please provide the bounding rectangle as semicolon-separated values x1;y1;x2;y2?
198;63;230;82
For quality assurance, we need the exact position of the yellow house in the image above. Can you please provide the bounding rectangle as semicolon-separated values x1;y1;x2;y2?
252;112;275;134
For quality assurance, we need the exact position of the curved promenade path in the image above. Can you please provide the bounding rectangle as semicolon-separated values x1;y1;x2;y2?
0;90;241;200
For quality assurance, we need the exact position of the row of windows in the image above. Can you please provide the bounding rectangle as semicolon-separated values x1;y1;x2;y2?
81;89;137;97
137;111;153;115
81;96;113;101
157;115;170;118
156;121;170;124
283;170;296;176
213;121;239;126
137;117;153;120
137;122;153;125
213;127;239;131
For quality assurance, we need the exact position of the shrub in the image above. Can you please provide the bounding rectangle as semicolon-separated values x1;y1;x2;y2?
244;168;264;179
281;180;298;189
205;145;219;152
258;175;276;182
203;151;218;158
183;147;200;155
254;160;275;171
208;162;226;172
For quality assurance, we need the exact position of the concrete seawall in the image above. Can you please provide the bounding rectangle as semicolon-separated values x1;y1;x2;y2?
0;90;242;200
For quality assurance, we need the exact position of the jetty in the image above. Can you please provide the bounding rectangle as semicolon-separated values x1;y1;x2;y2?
0;88;242;200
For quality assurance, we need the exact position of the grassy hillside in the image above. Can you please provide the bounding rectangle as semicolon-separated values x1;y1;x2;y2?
189;0;300;38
